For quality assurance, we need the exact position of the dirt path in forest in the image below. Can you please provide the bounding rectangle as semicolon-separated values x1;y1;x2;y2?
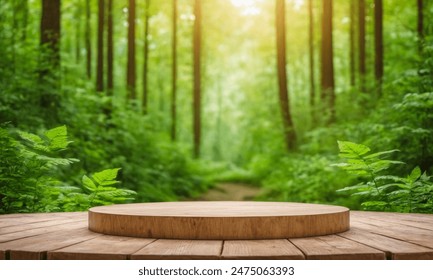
197;183;262;201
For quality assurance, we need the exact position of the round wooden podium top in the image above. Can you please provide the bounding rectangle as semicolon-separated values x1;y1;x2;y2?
88;202;349;240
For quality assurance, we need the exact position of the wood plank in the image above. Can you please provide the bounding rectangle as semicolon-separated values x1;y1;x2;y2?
89;202;349;239
290;235;385;260
351;211;433;231
131;239;222;260
338;227;433;260
0;218;85;235
48;235;155;260
0;227;99;260
0;212;86;220
0;220;86;243
0;212;86;228
352;219;433;249
221;239;305;260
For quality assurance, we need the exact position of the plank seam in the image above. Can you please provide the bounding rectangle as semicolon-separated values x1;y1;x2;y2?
0;222;88;244
128;238;159;259
286;239;307;260
336;233;390;259
354;216;433;232
0;219;87;236
46;234;102;259
219;240;225;259
353;220;433;250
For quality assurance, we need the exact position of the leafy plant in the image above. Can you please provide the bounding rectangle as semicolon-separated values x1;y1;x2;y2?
334;141;433;213
0;125;136;213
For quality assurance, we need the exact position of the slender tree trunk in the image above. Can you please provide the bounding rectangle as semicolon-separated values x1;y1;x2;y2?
96;0;104;91
40;0;61;72
276;0;296;150
142;0;150;112
374;0;383;95
308;0;316;117
22;0;29;41
349;0;356;86
320;0;335;123
418;0;424;53
107;0;113;92
127;0;136;99
171;0;178;141
193;0;202;157
12;1;17;73
75;3;81;64
358;0;366;92
40;0;61;108
85;0;92;79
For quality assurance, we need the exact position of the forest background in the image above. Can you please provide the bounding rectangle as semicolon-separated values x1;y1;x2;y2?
1;0;432;214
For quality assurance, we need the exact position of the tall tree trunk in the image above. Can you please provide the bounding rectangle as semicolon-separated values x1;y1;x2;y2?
96;0;104;91
127;0;136;100
320;0;335;123
40;0;61;67
358;0;366;92
75;2;81;64
12;1;18;73
40;0;61;109
276;0;296;150
171;0;178;141
107;0;113;92
349;0;356;86
85;0;92;79
308;0;316;118
193;0;202;158
418;0;424;53
142;0;150;112
21;0;29;41
374;0;383;95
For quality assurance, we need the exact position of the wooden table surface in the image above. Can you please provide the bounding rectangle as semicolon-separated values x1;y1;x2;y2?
0;210;432;260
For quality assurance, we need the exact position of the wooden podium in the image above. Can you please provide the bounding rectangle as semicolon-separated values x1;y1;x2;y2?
89;202;349;239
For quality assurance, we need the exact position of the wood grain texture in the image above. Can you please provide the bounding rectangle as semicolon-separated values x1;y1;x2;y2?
1;227;98;260
352;219;433;249
89;202;349;239
0;210;431;260
0;220;86;243
49;235;155;260
338;227;433;260
222;239;305;260
0;213;85;228
0;218;85;235
351;211;433;230
290;235;385;260
131;239;222;260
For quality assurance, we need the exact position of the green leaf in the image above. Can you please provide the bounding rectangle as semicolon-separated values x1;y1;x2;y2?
408;166;422;182
369;160;404;173
45;125;72;151
337;141;370;158
92;168;121;185
364;149;400;159
82;175;96;191
375;175;405;182
337;184;372;193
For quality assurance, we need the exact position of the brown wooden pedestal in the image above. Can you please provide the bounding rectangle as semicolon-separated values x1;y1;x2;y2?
88;202;350;240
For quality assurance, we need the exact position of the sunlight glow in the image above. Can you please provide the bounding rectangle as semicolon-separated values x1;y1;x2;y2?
291;0;305;11
230;0;262;16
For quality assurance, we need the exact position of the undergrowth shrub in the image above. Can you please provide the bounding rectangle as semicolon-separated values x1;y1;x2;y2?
334;141;433;213
0;125;135;213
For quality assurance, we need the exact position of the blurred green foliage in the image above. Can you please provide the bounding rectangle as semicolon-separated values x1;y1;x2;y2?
1;0;433;213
